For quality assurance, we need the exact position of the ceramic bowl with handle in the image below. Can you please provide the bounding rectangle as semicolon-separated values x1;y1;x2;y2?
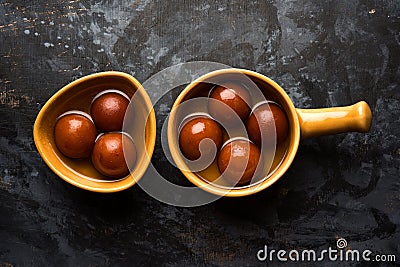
168;68;372;197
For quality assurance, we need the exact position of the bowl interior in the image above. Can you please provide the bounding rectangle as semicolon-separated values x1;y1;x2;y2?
168;69;300;196
34;72;156;192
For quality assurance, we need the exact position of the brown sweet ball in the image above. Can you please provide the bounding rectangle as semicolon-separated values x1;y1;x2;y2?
208;82;251;126
246;102;289;147
91;132;137;179
179;116;223;161
90;90;130;132
54;112;97;158
217;139;261;185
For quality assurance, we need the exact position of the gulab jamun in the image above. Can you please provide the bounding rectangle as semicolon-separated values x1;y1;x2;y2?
91;90;130;132
54;111;97;158
208;82;251;126
217;139;261;185
91;132;137;179
179;115;223;161
247;102;289;147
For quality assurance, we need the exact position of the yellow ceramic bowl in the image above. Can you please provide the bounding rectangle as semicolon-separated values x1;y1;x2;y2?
168;68;372;197
33;71;156;193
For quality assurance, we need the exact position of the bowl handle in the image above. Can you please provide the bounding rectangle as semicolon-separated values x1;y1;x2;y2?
296;101;372;140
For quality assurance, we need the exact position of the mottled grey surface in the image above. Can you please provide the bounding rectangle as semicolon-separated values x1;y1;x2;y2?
0;0;399;266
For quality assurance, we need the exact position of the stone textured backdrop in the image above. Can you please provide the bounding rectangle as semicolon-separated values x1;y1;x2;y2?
0;0;399;266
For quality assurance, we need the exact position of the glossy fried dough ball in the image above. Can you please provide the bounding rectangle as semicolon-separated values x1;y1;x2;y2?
91;132;137;178
247;102;289;146
54;113;97;158
208;82;251;126
217;139;261;185
179;116;223;161
91;91;129;132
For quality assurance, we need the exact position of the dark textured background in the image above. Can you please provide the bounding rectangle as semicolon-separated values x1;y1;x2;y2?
0;0;399;266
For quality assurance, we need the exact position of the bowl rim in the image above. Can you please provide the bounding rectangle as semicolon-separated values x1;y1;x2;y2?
33;71;156;193
168;68;300;197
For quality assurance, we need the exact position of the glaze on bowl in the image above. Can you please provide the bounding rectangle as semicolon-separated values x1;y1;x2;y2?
34;71;156;193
